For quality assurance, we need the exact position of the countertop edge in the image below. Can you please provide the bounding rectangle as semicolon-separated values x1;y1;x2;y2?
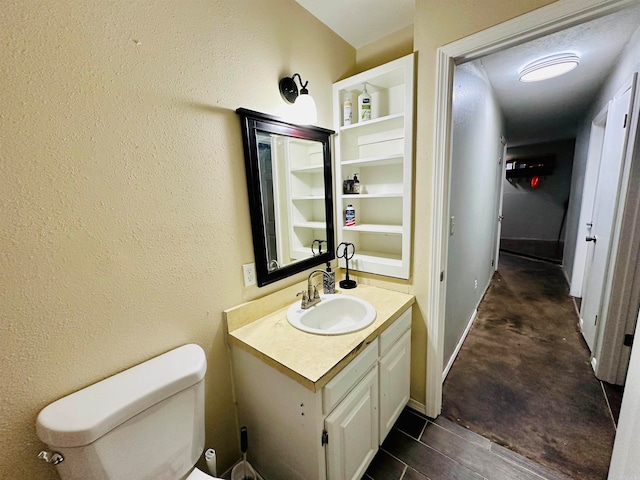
227;287;415;392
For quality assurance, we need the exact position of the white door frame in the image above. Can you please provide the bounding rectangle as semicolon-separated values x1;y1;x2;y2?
425;0;638;418
593;73;640;384
609;307;640;478
579;74;638;360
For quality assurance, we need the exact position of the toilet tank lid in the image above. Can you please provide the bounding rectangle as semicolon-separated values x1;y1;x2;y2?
36;344;207;448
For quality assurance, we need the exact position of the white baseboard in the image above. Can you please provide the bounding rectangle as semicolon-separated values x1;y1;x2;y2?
407;398;427;416
442;308;478;382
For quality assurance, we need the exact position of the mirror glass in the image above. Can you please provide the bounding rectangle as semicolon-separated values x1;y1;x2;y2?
237;108;335;286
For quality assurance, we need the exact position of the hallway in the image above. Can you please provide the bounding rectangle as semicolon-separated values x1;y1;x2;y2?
441;253;617;479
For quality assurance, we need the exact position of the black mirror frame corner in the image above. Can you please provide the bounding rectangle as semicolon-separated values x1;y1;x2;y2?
236;108;336;287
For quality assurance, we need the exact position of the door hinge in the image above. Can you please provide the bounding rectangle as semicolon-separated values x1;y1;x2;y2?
491;259;494;267
594;314;598;326
623;113;628;128
440;271;444;282
321;430;329;446
624;334;634;347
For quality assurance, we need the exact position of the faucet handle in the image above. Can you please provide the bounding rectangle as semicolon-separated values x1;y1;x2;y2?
296;290;308;307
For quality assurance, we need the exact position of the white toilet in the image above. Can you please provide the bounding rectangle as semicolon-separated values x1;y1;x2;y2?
36;344;223;480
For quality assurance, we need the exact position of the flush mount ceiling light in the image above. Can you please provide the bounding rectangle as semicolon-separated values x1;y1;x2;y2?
519;53;580;82
279;73;318;124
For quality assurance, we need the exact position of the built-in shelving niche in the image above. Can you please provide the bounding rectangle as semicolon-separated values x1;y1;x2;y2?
332;53;414;279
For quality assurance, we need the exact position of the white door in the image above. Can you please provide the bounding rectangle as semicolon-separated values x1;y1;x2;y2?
379;330;411;441
325;367;378;480
580;78;636;353
569;106;608;298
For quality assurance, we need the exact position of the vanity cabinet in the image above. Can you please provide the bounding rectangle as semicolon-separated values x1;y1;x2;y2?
230;306;412;480
332;54;414;279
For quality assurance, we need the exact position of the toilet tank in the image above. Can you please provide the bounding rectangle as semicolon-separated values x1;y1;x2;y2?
36;344;207;480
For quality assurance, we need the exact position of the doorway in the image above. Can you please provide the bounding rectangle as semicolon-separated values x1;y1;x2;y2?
579;75;637;357
426;0;640;477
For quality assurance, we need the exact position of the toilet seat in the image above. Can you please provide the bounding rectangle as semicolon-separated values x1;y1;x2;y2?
186;467;223;480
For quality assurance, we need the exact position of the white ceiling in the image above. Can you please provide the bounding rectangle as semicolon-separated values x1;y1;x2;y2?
478;4;640;145
296;1;640;146
294;0;413;49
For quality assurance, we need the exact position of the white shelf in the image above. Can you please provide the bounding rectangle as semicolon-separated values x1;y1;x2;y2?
291;165;324;173
293;221;326;229
340;113;404;132
333;53;414;280
292;195;325;201
342;193;402;200
354;251;402;266
341;154;403;167
338;251;403;274
343;224;402;234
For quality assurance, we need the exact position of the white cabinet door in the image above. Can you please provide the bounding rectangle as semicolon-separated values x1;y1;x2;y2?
325;367;379;480
379;329;411;441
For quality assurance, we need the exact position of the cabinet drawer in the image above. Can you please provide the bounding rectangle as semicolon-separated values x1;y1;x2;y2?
323;338;378;414
379;306;411;356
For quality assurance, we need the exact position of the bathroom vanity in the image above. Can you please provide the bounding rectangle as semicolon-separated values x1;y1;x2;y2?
225;285;414;480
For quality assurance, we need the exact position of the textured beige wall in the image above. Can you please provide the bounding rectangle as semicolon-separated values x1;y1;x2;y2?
410;0;557;403
356;25;414;73
0;1;354;478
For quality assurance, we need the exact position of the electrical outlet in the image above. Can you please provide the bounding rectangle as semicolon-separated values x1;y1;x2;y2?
474;278;478;291
242;263;256;287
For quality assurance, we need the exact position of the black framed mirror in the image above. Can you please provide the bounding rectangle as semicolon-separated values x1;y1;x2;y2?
236;108;335;287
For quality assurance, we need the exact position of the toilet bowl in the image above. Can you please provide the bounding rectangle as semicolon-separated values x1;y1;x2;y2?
36;344;226;480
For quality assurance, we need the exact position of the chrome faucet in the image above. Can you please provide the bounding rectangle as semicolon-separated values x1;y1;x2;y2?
297;270;335;309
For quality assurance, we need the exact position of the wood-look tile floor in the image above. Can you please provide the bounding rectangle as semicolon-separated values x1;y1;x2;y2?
363;408;570;480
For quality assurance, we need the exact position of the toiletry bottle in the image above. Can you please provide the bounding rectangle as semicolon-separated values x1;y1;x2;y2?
345;204;355;226
344;175;354;194
358;83;371;122
323;261;335;294
343;91;352;126
352;173;360;194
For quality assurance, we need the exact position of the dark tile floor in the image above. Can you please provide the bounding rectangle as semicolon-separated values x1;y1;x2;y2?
601;381;624;426
364;408;570;480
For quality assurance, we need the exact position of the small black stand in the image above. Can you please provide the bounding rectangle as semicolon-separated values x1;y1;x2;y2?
337;242;356;289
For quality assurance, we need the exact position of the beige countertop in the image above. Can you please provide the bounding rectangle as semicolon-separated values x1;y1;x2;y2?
225;284;415;391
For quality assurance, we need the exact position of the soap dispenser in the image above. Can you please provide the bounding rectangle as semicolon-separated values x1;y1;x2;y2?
324;261;336;294
358;83;371;122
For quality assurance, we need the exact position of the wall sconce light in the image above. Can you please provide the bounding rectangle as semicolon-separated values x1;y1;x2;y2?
279;73;318;125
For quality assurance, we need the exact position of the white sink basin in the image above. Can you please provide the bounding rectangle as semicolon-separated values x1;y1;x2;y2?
286;294;376;335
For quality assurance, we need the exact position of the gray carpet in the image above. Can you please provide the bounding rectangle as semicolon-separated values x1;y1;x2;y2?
442;253;615;479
